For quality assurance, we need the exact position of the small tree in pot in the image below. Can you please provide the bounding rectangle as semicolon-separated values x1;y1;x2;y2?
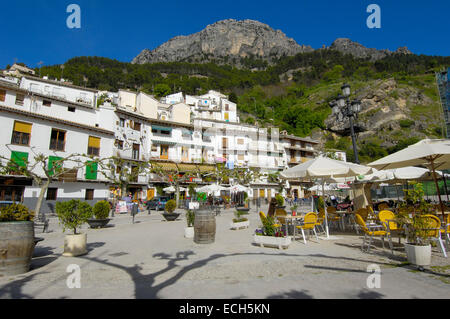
0;204;36;276
185;210;195;238
162;199;180;221
275;194;285;208
56;200;92;257
396;182;437;268
87;200;112;229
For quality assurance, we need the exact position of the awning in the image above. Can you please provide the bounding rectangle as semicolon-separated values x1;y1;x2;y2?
151;162;178;171
177;163;198;172
152;125;172;132
151;140;177;146
197;165;215;172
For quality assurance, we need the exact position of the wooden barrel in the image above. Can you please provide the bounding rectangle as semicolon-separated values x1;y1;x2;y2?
0;221;35;276
194;210;216;244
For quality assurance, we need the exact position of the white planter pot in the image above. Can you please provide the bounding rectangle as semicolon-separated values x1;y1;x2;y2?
185;227;194;239
230;220;250;230
404;243;431;266
253;235;291;249
63;233;87;257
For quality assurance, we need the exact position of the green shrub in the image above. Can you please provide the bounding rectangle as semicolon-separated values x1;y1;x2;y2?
233;210;249;223
56;200;92;234
93;201;110;220
165;199;177;214
399;119;415;128
0;204;34;222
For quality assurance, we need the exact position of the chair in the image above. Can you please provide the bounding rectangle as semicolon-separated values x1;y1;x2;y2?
378;203;389;211
315;208;326;234
420;215;447;258
378;210;404;252
326;206;342;230
295;212;319;244
275;209;288;235
441;214;450;250
355;214;392;253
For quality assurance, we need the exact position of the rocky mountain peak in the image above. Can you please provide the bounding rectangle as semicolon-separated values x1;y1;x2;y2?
132;19;313;65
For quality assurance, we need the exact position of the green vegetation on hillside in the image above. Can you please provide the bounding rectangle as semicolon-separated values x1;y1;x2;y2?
33;51;449;160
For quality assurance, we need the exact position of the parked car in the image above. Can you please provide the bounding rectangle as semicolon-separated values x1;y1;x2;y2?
146;196;170;211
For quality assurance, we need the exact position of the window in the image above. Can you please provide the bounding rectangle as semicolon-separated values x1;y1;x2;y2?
85;189;94;201
132;143;140;160
87;136;101;156
85;161;98;180
115;139;124;150
10;151;28;175
11;121;32;146
68;106;76;113
15;94;25;106
151;145;158;152
46;188;58;201
49;129;66;151
43;100;52;107
119;118;125;127
237;138;244;145
225;104;229;111
132;121;141;132
0;89;6;102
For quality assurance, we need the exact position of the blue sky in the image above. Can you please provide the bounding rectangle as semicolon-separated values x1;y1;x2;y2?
1;0;449;68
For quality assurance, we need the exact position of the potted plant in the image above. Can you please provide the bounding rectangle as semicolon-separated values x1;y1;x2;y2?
275;194;285;209
56;200;92;257
0;203;35;276
162;199;180;221
87;201;112;229
253;215;291;249
230;209;250;230
396;182;435;267
290;204;299;216
185;210;195;238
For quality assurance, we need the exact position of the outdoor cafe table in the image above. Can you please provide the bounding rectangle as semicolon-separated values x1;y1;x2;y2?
279;214;305;238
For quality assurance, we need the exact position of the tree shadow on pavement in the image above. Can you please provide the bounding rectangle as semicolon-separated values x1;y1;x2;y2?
267;290;313;299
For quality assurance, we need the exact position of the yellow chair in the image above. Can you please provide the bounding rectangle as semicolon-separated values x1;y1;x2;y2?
378;210;404;253
327;206;342;230
275;209;289;236
441;214;450;250
355;214;391;253
420;215;447;258
315;209;326;234
295;212;319;244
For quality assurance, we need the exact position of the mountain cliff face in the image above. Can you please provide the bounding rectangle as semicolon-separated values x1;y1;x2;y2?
329;38;412;61
132;19;314;65
132;20;413;66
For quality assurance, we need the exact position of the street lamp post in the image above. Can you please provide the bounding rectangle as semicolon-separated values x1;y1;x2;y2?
332;84;362;164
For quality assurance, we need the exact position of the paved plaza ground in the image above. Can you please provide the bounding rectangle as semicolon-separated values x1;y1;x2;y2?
0;206;449;299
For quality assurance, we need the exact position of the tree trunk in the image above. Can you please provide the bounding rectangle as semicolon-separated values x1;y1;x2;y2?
35;179;51;219
176;183;180;208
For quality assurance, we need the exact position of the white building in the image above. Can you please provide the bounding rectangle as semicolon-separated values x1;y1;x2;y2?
0;76;116;215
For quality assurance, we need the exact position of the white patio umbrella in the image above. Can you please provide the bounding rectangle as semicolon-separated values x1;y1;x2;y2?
163;186;176;193
196;184;229;195
369;139;450;219
281;156;373;239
